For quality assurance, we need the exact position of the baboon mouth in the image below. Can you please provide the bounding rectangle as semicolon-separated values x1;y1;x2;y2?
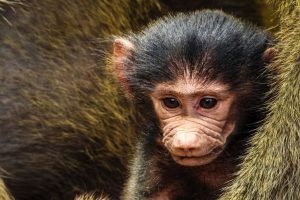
172;147;224;166
178;151;219;159
211;147;223;154
173;147;223;158
172;153;219;166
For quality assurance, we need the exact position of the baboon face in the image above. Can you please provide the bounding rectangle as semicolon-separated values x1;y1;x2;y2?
150;77;237;166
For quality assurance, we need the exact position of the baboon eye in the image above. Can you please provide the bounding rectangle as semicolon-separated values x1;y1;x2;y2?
199;98;217;109
162;97;180;109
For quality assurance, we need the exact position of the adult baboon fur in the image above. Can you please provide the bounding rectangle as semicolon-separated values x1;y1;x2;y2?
220;0;300;199
0;179;14;200
0;0;163;200
75;193;109;200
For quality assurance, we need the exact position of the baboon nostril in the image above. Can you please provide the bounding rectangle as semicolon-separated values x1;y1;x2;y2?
172;132;200;151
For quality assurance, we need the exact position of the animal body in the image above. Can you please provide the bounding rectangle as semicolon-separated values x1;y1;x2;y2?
113;10;274;200
0;0;162;199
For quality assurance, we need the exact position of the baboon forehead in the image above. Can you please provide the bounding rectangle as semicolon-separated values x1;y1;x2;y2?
152;77;231;96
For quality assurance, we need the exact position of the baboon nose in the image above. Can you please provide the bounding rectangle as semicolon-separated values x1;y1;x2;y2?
172;132;199;152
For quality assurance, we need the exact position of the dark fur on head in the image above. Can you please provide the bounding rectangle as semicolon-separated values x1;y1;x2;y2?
127;10;271;91
124;10;273;130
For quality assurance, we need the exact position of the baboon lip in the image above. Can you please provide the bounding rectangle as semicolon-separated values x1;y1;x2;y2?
172;147;223;159
172;149;223;166
177;152;215;160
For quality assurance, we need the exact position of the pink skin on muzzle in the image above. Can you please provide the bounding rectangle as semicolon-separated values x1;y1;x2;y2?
162;116;228;166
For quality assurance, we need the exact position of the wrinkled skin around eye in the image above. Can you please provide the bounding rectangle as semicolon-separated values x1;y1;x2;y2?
161;116;235;166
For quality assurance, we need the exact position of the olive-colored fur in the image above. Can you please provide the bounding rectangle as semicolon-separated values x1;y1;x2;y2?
0;1;162;199
220;0;300;199
75;193;109;200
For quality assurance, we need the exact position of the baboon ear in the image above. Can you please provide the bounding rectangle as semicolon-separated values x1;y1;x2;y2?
262;47;276;63
113;38;135;94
